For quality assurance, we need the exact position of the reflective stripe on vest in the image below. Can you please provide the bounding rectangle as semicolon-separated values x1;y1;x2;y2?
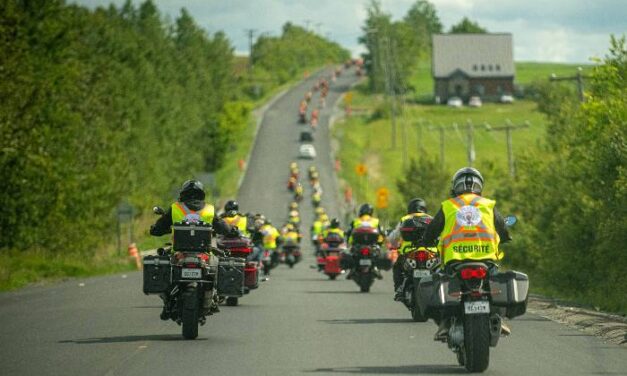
171;202;215;230
438;193;501;265
352;215;379;229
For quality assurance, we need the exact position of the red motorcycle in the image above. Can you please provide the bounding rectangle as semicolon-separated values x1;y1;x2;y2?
318;233;346;280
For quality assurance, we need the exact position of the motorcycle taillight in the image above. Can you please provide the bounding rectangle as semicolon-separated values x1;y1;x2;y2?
360;248;370;256
198;253;209;262
460;267;487;280
185;263;200;268
230;247;251;254
415;250;430;262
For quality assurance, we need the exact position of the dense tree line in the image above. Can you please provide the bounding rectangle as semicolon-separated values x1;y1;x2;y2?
251;22;350;91
0;0;347;256
503;37;626;312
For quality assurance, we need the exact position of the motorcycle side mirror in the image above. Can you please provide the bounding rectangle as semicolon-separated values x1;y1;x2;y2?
504;215;517;227
153;206;165;216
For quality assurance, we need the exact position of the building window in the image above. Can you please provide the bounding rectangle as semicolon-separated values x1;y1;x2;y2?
488;64;493;71
496;64;501;71
473;64;478;71
481;65;485;71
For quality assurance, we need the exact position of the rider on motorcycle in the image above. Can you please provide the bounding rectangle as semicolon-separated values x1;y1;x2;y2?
391;198;434;301
260;219;281;267
422;167;512;339
149;179;235;318
345;203;385;279
248;213;267;263
321;218;345;247
219;200;249;237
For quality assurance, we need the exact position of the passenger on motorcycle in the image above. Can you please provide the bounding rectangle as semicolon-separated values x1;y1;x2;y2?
248;214;267;263
321;218;345;248
260;220;281;266
391;198;436;301
149;179;234;319
345;203;385;279
219;200;249;237
422;167;512;339
280;222;302;247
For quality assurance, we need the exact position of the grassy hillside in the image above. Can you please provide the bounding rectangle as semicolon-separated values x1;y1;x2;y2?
334;61;585;223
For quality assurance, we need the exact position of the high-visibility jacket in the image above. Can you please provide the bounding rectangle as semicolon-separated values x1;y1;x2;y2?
223;214;248;236
282;231;300;246
349;215;381;244
311;220;324;237
398;212;436;255
438;193;501;265
260;224;280;250
171;202;214;228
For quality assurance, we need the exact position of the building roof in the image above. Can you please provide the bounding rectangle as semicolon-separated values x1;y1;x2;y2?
432;33;514;78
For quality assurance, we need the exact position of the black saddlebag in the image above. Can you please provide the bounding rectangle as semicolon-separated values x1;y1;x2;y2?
216;257;245;297
489;270;529;319
142;255;171;294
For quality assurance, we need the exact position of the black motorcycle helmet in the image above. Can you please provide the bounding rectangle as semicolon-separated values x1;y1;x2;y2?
451;167;484;196
179;179;205;202
224;200;239;213
358;203;374;217
407;198;427;214
330;218;340;228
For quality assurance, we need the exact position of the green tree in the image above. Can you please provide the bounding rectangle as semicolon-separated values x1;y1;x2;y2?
449;17;487;34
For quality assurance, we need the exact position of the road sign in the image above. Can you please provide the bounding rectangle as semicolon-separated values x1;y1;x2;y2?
355;163;367;176
375;187;389;209
344;91;353;105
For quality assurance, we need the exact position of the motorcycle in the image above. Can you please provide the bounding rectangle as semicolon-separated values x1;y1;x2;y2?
216;234;259;306
347;227;382;293
143;207;224;340
282;245;302;268
416;215;527;372
398;247;439;322
261;249;280;276
319;235;346;280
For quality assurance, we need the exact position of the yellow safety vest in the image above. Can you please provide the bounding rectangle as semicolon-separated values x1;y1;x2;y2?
438;193;501;265
223;214;249;236
260;225;279;250
322;227;344;240
398;212;436;255
349;215;381;244
312;220;323;236
171;202;214;228
283;231;300;246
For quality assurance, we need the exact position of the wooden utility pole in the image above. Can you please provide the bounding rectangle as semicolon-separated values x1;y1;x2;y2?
466;119;475;167
245;29;256;75
485;120;529;177
428;124;455;170
550;67;588;103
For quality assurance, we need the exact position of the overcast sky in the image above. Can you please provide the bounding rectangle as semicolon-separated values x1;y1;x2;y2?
74;0;626;63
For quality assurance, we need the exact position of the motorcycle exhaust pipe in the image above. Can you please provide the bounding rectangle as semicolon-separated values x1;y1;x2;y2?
490;314;501;347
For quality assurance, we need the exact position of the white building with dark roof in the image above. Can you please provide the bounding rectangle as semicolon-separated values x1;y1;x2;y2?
432;33;514;102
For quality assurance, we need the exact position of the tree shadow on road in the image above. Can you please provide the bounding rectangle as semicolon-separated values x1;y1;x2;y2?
318;318;417;325
59;334;208;344
304;364;466;374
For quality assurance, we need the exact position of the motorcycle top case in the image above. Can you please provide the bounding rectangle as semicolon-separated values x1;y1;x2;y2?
142;255;171;294
399;216;429;243
172;222;212;252
416;273;462;319
351;228;379;245
489;270;529;318
217;236;252;258
217;257;245;297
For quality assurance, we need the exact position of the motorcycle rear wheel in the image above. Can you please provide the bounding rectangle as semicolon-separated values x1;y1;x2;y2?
463;313;490;372
181;291;199;340
410;287;428;322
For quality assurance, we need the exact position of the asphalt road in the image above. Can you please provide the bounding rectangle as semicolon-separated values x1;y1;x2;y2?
1;67;626;376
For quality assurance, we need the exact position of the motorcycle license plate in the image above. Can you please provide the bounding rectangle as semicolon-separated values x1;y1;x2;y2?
464;301;489;314
413;269;430;278
181;268;202;279
359;259;372;266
